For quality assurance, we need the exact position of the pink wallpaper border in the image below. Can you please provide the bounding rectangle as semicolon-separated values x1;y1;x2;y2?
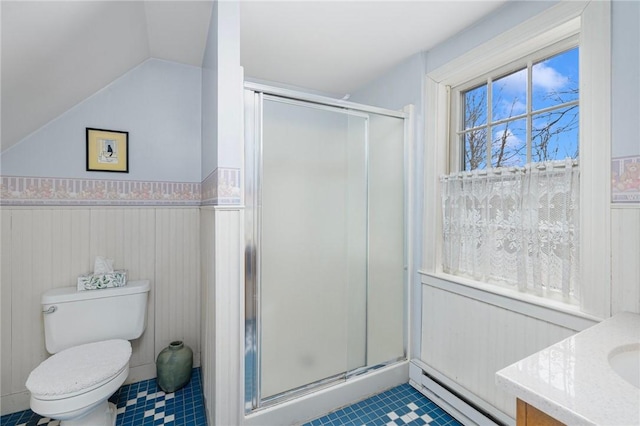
0;168;241;206
612;155;640;204
3;158;633;206
201;168;242;206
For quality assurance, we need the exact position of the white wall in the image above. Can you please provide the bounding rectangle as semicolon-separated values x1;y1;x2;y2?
201;0;243;180
1;59;202;183
201;3;219;180
611;0;640;158
610;0;640;307
199;3;244;425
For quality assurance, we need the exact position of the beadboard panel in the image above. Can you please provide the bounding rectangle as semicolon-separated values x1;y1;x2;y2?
212;208;243;426
8;209;93;393
612;208;640;314
421;284;576;419
1;207;201;415
199;207;243;426
199;207;215;417
1;210;13;397
155;208;201;360
51;209;92;287
88;208;157;368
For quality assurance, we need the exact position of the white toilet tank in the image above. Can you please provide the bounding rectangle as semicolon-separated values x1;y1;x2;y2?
41;280;150;354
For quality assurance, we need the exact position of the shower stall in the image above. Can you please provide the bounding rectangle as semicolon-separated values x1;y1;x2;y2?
244;83;409;416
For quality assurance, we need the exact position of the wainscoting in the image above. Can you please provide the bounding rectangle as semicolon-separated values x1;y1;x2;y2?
612;207;640;314
418;205;640;422
200;206;244;426
0;207;201;415
420;283;581;421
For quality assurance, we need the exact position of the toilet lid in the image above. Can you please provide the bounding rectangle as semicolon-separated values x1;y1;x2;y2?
26;339;132;397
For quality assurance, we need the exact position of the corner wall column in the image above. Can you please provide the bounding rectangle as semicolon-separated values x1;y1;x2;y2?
201;206;244;425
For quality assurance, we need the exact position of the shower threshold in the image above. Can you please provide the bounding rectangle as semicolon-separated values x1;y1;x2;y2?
253;357;407;412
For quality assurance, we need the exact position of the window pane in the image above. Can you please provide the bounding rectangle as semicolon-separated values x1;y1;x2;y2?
532;47;579;111
491;119;527;168
463;85;487;130
463;128;487;170
492;68;527;122
532;105;579;162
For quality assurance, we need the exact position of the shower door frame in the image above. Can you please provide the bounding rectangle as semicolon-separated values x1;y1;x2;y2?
244;82;411;413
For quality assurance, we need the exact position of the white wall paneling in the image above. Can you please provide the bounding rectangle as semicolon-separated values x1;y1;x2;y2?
2;209;93;412
88;208;157;370
612;207;640;315
199;207;215;422
1;210;13;399
420;283;578;420
155;208;201;365
0;207;202;415
199;206;244;426
9;209;92;394
214;207;244;426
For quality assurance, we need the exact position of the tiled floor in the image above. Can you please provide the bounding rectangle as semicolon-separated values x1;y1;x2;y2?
303;383;462;426
0;368;206;426
2;371;460;426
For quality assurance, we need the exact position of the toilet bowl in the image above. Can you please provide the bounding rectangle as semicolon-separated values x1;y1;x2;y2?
26;280;150;426
27;340;131;425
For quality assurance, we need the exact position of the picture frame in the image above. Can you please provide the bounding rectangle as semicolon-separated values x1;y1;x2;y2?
86;128;129;173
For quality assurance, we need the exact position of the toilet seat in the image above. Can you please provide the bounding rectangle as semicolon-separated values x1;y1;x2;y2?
26;339;132;399
29;365;129;421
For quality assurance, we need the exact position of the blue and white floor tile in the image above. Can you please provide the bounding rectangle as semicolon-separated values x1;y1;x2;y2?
304;383;462;426
2;371;459;426
0;368;206;426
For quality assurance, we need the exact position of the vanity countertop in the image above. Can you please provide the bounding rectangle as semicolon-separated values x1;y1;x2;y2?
496;312;640;426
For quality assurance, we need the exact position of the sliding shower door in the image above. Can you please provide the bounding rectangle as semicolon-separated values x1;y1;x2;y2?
260;98;368;399
245;88;406;410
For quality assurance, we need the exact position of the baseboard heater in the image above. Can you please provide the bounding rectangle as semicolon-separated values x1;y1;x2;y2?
409;361;512;426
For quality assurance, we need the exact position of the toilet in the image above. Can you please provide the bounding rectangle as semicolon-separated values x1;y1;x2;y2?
25;280;150;426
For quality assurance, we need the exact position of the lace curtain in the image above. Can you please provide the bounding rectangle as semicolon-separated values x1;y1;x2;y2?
441;159;580;299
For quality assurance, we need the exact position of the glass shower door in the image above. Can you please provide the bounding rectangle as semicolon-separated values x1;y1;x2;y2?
259;98;368;400
245;88;407;411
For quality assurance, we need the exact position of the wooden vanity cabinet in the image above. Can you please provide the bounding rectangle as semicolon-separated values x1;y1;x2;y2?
517;399;565;426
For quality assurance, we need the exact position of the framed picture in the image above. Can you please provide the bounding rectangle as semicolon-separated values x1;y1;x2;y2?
86;128;129;173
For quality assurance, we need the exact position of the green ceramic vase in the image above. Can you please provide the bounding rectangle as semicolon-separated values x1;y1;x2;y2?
156;340;193;393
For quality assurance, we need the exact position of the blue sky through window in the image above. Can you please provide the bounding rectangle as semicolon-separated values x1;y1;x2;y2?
463;46;579;170
533;47;579;110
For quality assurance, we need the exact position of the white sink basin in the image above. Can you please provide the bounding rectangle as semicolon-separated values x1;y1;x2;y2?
609;344;640;389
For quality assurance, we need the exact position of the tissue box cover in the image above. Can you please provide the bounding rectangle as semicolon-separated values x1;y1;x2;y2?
77;270;127;291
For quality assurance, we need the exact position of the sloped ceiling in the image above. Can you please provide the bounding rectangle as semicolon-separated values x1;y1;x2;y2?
1;1;212;152
1;0;506;153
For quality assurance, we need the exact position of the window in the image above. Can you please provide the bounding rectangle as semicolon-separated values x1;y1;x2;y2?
439;44;581;303
455;45;579;171
423;1;611;319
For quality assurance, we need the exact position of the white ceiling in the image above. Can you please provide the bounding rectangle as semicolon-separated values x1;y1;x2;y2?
1;0;506;153
240;1;507;96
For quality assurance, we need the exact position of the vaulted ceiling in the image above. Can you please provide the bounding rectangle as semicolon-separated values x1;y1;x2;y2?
1;1;213;152
1;0;506;153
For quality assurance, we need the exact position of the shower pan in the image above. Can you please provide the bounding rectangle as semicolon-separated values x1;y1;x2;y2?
244;83;409;415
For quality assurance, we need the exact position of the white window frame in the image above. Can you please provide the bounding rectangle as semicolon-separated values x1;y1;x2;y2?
452;37;579;171
422;0;611;321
